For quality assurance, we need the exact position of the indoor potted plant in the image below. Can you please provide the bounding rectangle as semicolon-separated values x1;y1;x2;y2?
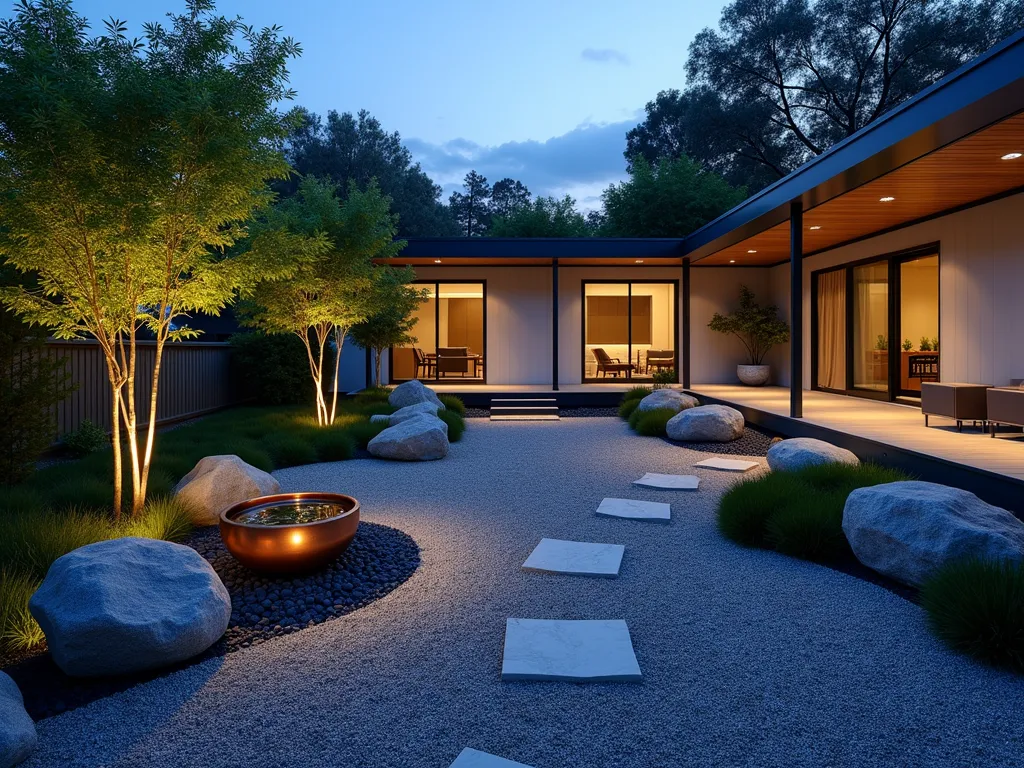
708;285;790;386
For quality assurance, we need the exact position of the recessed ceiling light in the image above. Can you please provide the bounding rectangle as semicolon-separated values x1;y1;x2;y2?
809;225;821;230
747;249;757;253
1001;152;1022;160
729;259;736;264
635;259;644;263
433;259;442;263
879;196;895;202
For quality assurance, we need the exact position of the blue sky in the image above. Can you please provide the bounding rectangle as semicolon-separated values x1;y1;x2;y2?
60;0;727;208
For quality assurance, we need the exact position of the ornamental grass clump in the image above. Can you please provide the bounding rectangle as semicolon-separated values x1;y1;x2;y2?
632;407;677;437
0;571;43;653
922;558;1024;672
438;394;466;416
717;462;911;563
437;410;466;442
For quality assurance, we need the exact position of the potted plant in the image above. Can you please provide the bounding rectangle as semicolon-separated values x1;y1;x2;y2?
708;285;790;386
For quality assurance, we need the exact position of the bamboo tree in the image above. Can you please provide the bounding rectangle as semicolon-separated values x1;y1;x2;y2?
0;1;304;517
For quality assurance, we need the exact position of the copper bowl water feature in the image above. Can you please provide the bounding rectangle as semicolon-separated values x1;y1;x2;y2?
219;493;360;573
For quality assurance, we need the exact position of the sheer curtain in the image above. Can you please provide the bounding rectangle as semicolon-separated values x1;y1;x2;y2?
816;270;846;389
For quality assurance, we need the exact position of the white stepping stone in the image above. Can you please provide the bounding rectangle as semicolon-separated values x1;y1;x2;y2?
596;497;671;523
633;472;700;490
693;457;760;472
501;618;642;682
450;748;534;768
522;538;624;578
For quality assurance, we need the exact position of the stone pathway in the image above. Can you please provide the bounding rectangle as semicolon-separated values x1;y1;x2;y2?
595;497;671;522
449;748;534;767
501;619;642;682
693;457;759;472
521;539;624;578
632;472;700;489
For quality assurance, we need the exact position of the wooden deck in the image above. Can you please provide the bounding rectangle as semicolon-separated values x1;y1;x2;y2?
690;385;1024;483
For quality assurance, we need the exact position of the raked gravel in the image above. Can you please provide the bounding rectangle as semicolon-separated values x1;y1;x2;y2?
26;419;1024;767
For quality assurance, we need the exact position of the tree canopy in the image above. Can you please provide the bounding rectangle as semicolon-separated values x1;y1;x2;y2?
286;108;458;237
628;0;1024;191
0;0;302;515
489;196;592;237
349;267;427;387
599;156;746;238
448;170;493;236
490;178;532;219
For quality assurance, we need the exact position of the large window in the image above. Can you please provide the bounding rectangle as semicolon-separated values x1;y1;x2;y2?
391;282;485;383
583;281;677;382
813;246;938;401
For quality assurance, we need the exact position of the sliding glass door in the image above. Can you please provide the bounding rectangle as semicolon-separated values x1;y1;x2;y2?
813;246;939;401
583;281;677;382
390;281;486;383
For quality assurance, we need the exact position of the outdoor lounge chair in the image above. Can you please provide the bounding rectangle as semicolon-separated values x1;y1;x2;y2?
645;349;675;374
593;347;632;378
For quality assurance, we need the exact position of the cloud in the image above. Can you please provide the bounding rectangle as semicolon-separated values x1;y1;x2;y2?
581;48;629;65
406;119;638;212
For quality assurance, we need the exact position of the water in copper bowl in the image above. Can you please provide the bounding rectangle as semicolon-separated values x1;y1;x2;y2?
219;493;360;573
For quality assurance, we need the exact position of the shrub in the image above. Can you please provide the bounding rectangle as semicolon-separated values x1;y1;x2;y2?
61;419;107;457
622;386;652;403
120;496;195;542
618;397;642;420
0;571;43;653
922;558;1024;672
347;419;388;449
230;332;318;406
633;407;676;437
652;369;676;389
438;394;466;416
718;472;806;548
261;432;318;468
437;409;465;442
764;491;850;562
311;429;357;462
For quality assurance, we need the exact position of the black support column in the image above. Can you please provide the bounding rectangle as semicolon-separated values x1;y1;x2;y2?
552;259;559;391
681;257;691;389
790;200;803;418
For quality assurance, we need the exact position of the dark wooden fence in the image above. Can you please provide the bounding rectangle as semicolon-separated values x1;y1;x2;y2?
45;340;239;440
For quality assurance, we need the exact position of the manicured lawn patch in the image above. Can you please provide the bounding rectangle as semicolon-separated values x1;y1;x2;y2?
717;462;911;563
922;558;1024;672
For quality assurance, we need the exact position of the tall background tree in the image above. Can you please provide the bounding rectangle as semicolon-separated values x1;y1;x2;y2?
286;109;458;237
489;196;592;237
489;178;532;219
0;0;302;517
600;156;746;238
448;171;492;236
628;0;1024;191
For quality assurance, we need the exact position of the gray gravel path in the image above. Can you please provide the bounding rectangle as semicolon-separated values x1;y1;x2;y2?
26;419;1024;767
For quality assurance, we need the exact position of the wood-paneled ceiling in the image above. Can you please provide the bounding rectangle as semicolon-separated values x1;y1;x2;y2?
698;112;1024;266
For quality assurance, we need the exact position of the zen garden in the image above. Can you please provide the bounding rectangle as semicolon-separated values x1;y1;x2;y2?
2;2;1024;767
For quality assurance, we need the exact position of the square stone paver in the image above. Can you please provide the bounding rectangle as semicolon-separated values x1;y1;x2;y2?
633;472;700;490
596;497;671;522
522;538;625;577
449;748;534;768
501;618;642;682
693;457;759;472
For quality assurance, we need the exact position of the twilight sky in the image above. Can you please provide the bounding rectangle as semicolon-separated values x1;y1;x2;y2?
57;0;728;209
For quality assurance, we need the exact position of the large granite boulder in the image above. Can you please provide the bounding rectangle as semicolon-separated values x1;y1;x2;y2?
635;389;699;414
29;538;231;677
174;454;280;526
767;437;860;472
368;414;449;461
0;673;35;768
389;401;440;425
388;380;444;411
843;481;1024;586
666;404;744;442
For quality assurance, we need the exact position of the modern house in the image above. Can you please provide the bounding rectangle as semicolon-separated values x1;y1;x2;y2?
338;30;1024;509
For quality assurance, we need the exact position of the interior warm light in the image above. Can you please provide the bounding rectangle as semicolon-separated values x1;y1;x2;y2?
1002;152;1022;160
879;196;895;202
809;225;821;230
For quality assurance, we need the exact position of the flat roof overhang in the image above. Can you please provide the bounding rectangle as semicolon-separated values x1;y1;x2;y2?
684;30;1024;266
377;237;686;266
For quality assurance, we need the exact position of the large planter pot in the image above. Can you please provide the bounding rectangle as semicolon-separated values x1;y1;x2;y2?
737;364;770;386
220;492;360;573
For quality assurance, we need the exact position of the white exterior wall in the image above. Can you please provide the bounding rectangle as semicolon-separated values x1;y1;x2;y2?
336;263;775;388
765;190;1024;391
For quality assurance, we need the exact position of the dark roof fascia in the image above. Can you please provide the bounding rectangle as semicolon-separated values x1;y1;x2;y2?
397;237;685;259
682;30;1024;262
